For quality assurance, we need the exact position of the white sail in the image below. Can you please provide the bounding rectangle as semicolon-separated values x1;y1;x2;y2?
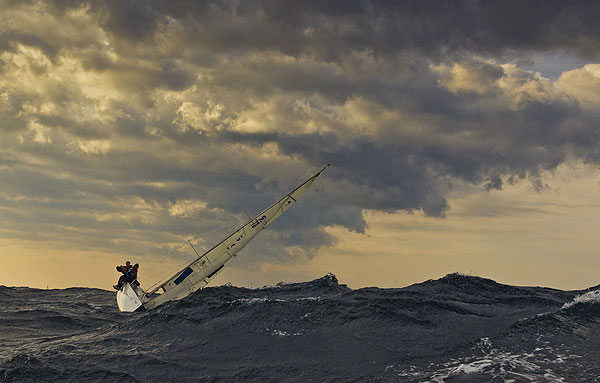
117;166;328;312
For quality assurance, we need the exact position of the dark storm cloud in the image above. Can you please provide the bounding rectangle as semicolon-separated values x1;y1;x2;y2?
484;175;504;191
0;31;60;59
273;133;451;215
2;0;600;265
41;0;600;60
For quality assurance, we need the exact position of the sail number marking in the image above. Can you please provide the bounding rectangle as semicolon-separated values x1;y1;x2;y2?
250;215;267;229
230;215;265;248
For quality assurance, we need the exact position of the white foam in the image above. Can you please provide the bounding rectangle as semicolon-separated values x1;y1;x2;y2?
423;351;568;383
268;328;302;337
394;339;581;383
561;289;600;309
451;359;494;374
231;297;285;305
232;296;322;306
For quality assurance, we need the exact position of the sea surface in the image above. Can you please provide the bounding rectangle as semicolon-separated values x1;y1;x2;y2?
1;273;600;382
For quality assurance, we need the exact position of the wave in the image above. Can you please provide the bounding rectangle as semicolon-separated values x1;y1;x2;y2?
562;289;600;309
2;273;600;382
0;354;140;383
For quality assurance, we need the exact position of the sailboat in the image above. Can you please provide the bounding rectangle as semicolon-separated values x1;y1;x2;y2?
116;165;328;312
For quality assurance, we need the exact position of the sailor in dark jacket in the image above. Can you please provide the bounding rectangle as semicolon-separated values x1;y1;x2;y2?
128;264;140;286
114;261;133;290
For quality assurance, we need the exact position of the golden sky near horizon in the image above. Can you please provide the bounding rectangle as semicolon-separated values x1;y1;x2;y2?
1;1;600;291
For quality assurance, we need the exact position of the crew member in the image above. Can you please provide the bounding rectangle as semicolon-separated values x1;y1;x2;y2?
130;264;140;286
114;261;134;290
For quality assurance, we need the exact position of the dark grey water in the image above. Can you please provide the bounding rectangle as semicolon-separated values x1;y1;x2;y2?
1;273;599;382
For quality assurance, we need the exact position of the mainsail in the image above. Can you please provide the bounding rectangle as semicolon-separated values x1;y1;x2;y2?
117;166;328;312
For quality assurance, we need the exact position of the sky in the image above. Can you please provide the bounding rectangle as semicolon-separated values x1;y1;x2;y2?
1;0;599;291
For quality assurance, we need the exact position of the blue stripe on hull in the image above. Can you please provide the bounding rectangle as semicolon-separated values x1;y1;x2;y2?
174;267;193;285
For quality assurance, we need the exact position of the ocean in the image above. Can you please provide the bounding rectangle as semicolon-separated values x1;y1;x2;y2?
1;273;599;382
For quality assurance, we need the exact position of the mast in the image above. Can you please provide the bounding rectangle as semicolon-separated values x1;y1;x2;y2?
141;165;328;310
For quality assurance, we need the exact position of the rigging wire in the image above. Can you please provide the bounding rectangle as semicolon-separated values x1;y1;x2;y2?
140;221;241;291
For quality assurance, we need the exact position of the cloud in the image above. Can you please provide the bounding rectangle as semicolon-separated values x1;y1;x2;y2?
434;59;505;95
558;64;600;106
57;1;600;60
1;0;600;269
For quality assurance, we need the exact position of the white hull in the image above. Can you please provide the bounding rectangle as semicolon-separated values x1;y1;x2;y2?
116;283;144;312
